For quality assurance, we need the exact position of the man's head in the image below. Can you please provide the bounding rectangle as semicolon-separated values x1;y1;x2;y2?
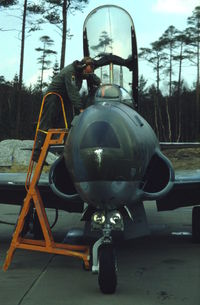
81;57;95;76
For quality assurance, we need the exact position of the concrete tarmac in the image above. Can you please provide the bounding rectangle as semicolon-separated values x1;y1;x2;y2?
0;202;200;305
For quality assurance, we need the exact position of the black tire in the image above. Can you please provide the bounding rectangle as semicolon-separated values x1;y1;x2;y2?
98;244;117;294
192;206;200;243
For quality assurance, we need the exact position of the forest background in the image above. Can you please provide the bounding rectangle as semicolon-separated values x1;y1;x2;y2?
0;1;199;143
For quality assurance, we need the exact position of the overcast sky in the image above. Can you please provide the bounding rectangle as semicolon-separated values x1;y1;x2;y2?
0;0;199;88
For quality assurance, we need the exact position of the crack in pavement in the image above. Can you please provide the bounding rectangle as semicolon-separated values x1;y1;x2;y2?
17;254;55;305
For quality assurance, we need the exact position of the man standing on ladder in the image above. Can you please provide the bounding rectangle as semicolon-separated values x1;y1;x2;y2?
32;57;100;162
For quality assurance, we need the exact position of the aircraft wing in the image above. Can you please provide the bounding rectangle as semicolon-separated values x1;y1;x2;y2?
156;169;200;211
1;169;200;214
160;142;200;149
0;173;84;213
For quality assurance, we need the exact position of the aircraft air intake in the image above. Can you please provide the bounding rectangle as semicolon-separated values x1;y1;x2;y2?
141;150;175;200
49;156;81;202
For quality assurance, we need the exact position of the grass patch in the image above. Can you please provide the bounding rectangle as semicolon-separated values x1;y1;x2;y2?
163;148;200;170
0;163;50;173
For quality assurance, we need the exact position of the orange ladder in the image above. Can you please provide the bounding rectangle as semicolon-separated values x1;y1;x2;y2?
3;92;90;271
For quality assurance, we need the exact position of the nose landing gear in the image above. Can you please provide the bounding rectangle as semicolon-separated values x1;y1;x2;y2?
91;210;123;294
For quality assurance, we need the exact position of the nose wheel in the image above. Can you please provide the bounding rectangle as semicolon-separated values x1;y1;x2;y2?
98;244;117;294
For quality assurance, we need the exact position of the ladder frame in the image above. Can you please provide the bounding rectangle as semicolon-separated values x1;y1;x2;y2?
3;93;90;271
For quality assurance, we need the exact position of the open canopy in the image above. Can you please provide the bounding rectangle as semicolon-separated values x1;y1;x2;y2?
83;5;138;107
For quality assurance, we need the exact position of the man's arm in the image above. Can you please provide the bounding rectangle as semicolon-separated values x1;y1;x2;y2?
86;73;101;87
64;70;83;111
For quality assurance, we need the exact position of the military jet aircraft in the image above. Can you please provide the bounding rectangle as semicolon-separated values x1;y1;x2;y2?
1;5;200;294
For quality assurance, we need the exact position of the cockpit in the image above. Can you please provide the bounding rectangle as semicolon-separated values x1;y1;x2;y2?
95;84;133;108
83;5;138;109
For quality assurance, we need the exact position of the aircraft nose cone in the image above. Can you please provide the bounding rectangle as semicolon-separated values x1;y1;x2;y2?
77;119;123;181
63;103;152;208
64;104;130;183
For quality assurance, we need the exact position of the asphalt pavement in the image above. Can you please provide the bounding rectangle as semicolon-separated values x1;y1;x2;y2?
0;202;200;305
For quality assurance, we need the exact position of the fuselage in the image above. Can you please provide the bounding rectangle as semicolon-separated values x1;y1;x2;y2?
64;102;160;209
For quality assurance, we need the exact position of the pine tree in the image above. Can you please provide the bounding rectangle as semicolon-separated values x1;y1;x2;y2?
44;0;89;69
52;59;60;79
15;0;45;137
159;26;178;97
0;0;18;7
35;36;57;90
139;39;167;93
185;6;200;138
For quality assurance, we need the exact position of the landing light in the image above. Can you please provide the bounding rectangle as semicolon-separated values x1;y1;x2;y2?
92;211;124;231
110;212;122;225
92;212;106;225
